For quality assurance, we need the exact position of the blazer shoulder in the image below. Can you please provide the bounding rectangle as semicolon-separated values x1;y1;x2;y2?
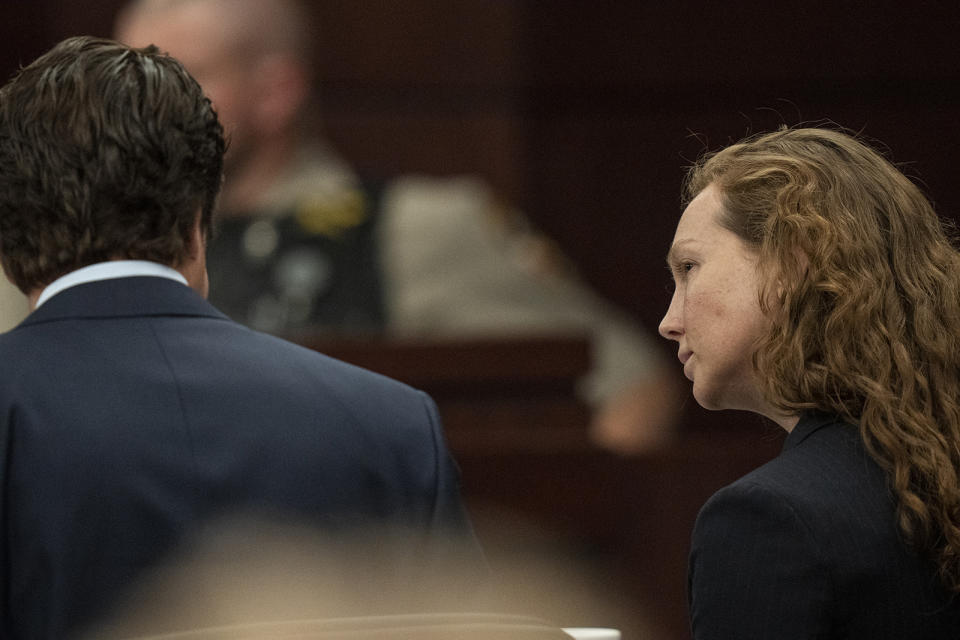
733;421;879;505
697;419;896;565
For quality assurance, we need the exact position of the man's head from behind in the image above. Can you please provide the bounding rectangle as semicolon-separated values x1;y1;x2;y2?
0;36;225;295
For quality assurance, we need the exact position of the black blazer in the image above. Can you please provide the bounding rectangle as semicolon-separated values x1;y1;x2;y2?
0;277;483;639
689;412;960;639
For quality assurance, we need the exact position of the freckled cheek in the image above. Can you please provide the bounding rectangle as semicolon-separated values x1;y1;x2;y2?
685;290;727;321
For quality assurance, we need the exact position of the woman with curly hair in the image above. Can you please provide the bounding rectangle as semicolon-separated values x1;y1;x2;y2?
659;126;960;638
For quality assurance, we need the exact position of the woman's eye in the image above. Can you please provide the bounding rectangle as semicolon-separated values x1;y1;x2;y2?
667;259;696;284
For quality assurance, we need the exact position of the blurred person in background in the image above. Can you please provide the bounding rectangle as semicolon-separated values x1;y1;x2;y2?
115;0;683;455
660;127;960;638
0;278;27;332
0;35;483;639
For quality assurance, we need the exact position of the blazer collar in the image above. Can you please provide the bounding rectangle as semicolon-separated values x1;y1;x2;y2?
782;410;843;452
20;276;230;326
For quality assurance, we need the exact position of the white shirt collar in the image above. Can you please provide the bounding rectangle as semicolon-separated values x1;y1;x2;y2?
35;261;188;309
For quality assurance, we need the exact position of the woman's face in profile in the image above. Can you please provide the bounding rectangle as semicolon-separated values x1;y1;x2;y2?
659;184;770;416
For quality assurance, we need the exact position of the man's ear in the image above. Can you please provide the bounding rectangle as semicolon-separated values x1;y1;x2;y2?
187;212;207;258
179;210;210;298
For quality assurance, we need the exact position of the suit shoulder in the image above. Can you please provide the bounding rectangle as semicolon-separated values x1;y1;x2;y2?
236;328;434;418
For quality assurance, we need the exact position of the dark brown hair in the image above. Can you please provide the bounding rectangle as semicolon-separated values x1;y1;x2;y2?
686;127;960;591
0;35;225;292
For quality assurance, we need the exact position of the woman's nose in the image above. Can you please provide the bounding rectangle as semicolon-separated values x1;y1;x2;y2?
659;293;682;340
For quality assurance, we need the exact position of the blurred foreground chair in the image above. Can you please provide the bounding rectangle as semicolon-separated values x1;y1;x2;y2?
122;613;578;640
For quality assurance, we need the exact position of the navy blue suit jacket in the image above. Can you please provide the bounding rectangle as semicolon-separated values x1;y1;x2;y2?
688;412;960;638
0;276;482;638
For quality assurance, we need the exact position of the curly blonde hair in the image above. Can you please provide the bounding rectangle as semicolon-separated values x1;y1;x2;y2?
685;127;960;591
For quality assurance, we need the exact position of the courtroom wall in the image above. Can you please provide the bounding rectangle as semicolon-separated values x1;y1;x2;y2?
1;1;958;434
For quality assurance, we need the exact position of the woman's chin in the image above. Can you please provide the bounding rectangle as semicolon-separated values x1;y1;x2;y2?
691;383;724;411
692;380;749;413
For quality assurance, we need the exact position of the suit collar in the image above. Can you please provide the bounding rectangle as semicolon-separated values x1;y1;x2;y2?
21;276;230;326
34;260;187;309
